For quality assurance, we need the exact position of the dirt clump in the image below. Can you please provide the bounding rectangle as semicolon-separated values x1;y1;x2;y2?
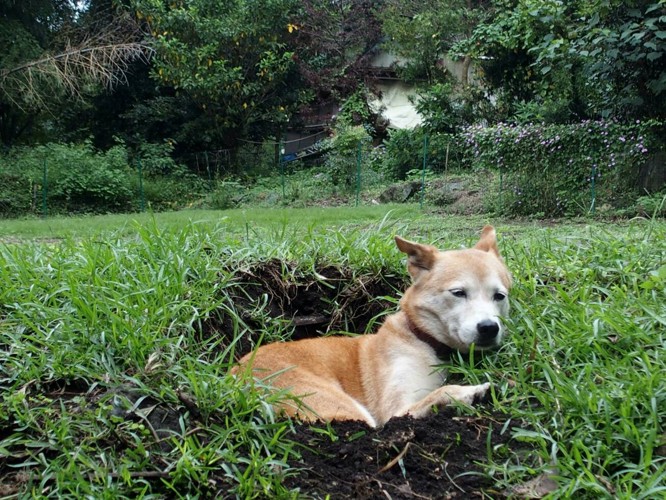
286;408;523;499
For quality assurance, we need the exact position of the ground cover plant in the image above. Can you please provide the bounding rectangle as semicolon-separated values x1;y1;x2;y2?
0;209;664;498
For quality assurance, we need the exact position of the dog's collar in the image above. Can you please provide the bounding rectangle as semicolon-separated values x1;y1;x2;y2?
406;317;454;360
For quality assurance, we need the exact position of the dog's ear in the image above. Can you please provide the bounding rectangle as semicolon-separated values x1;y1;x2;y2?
474;225;500;257
395;236;437;278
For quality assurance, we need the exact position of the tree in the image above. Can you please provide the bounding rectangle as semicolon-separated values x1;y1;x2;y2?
291;0;383;103
379;0;488;84
0;0;152;145
132;0;304;149
458;0;666;121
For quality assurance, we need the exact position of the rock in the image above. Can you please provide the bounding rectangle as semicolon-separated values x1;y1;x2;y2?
638;151;666;193
379;181;422;203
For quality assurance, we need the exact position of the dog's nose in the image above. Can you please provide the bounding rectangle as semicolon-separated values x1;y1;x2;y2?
476;320;500;343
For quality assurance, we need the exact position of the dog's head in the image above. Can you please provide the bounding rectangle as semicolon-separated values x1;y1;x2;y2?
395;226;512;353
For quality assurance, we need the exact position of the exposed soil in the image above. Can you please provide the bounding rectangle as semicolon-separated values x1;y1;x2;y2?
0;381;528;499
286;410;525;499
201;261;532;498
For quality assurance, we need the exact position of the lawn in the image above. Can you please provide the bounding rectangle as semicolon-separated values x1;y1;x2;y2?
0;208;664;498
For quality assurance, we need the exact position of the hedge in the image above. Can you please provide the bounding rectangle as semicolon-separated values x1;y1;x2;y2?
383;120;664;216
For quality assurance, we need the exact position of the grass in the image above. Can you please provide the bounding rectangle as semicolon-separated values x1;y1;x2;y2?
0;205;422;241
0;209;664;498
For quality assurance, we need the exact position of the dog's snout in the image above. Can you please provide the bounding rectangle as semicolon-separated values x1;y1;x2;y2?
476;320;500;342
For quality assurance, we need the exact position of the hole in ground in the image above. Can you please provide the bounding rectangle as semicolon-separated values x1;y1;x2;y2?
201;259;407;357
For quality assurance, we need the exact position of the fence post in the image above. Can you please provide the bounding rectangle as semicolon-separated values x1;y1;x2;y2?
499;166;503;215
137;158;146;212
590;165;596;215
205;151;213;191
356;140;362;207
420;134;429;209
280;142;285;198
42;157;48;218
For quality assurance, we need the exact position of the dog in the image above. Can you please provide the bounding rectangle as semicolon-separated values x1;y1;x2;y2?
234;226;511;427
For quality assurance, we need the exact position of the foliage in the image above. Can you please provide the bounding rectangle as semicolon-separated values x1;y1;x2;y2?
0;141;134;214
632;192;666;217
382;127;467;179
379;0;483;84
292;0;383;101
322;124;372;188
205;180;247;210
137;140;181;175
336;87;376;128
377;120;665;216
415;82;468;133
0;3;59;146
0;141;206;216
462;119;664;215
0;1;151;146
456;0;666;122
232;141;280;180
132;0;303;147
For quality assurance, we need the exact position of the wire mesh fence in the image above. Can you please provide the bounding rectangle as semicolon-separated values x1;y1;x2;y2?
1;121;663;218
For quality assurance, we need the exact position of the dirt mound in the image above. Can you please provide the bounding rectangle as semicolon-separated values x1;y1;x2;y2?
287;409;525;499
200;260;531;497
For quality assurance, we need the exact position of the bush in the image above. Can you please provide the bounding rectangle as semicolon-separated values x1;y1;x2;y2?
382;128;468;180
0;141;133;215
322;125;372;189
379;120;664;216
137;171;207;211
632;193;666;218
462;120;664;216
205;180;246;210
0;141;209;217
0;170;34;217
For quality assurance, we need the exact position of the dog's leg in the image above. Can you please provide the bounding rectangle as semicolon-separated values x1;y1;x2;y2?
400;382;491;419
269;374;378;427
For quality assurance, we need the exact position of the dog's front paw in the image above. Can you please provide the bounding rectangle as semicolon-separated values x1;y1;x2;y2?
442;382;491;406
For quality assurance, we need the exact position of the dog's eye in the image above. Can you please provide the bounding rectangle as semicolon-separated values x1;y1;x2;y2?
450;289;467;298
493;292;507;301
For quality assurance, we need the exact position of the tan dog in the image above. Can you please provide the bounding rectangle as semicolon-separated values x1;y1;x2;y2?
235;226;511;427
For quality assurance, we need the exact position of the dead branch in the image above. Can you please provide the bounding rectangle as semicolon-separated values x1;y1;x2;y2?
0;13;154;111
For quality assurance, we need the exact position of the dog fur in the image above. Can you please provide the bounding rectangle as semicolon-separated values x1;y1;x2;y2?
234;226;511;427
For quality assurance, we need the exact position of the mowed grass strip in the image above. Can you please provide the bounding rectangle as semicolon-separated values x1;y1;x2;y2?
0;211;664;498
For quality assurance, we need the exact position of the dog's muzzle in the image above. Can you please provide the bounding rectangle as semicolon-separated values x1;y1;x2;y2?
476;319;501;347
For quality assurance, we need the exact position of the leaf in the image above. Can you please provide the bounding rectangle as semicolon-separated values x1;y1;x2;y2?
647;52;663;61
647;3;663;14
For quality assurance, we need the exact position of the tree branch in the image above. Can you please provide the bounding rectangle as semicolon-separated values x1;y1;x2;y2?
0;14;155;111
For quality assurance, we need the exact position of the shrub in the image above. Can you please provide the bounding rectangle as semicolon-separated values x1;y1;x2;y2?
136;170;207;211
0;150;40;217
322;124;372;189
232;142;277;179
0;141;134;215
462;120;664;216
632;193;666;218
137;141;182;176
0;141;212;216
382;128;468;180
379;120;664;216
205;180;246;210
